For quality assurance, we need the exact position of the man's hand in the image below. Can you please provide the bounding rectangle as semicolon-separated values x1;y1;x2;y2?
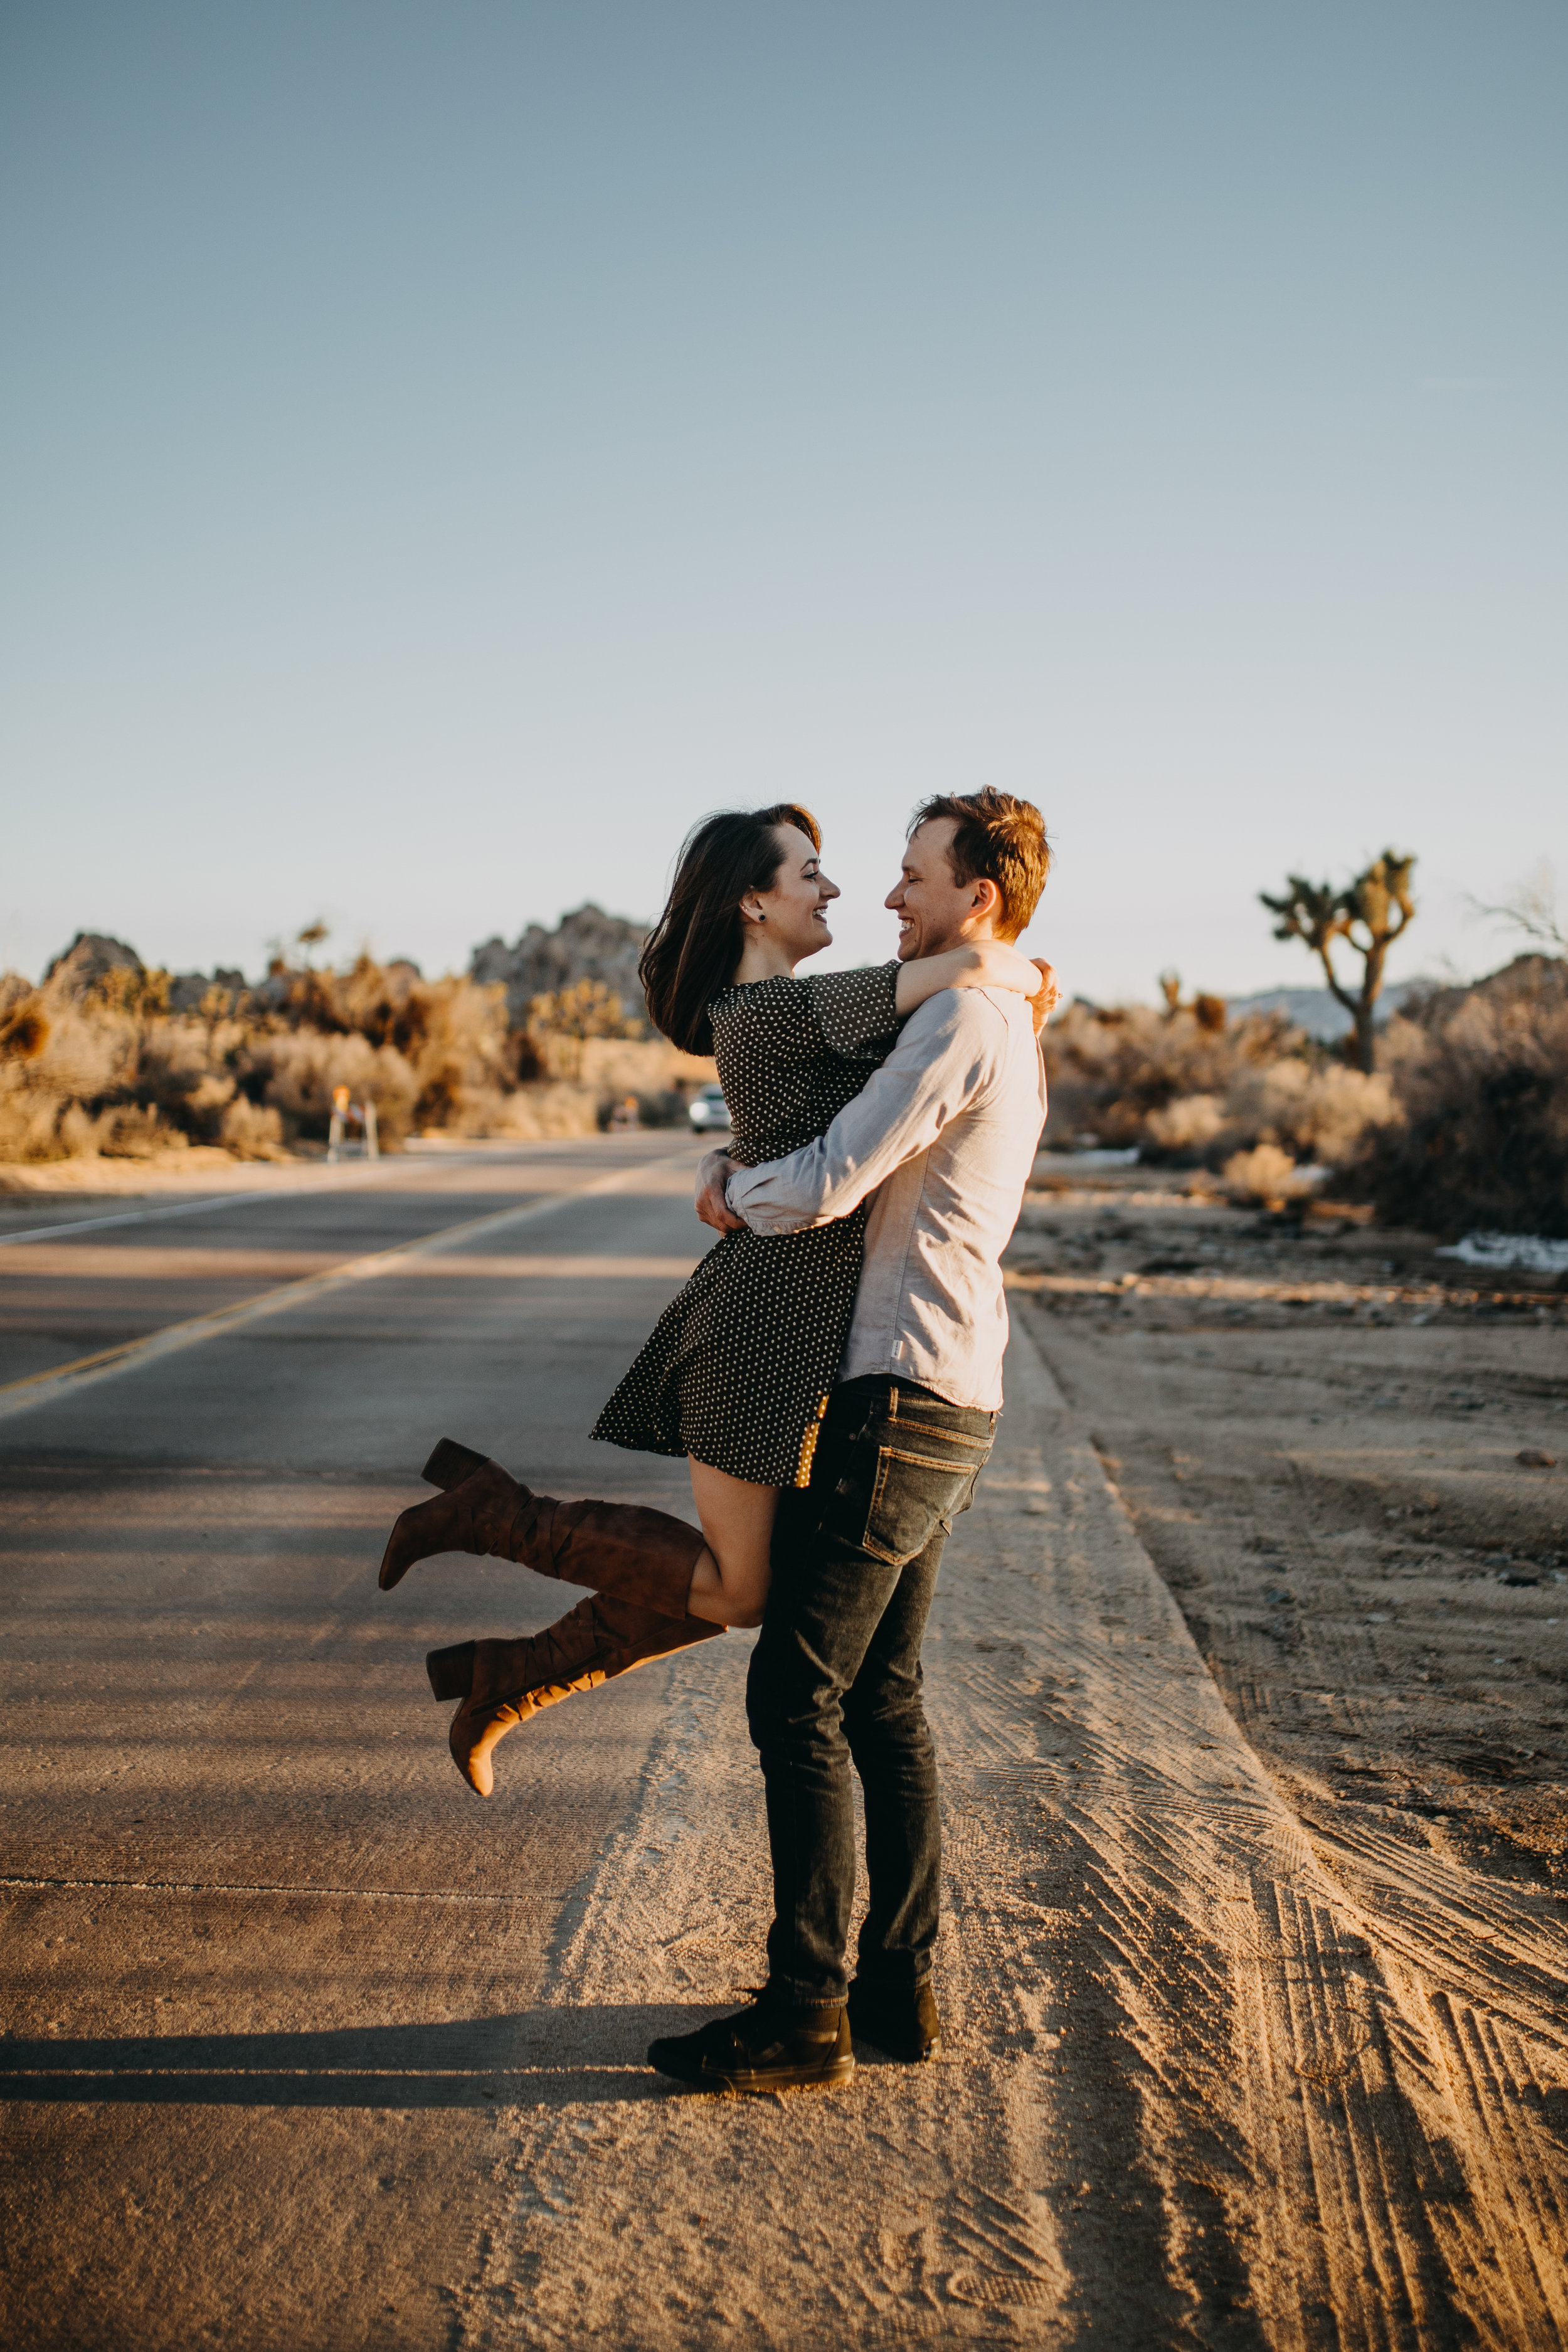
1029;960;1062;1038
695;1148;746;1234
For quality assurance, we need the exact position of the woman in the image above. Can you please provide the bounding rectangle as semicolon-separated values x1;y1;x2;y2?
378;804;1044;1794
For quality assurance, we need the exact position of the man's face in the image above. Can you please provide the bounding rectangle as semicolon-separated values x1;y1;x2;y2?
886;818;1000;960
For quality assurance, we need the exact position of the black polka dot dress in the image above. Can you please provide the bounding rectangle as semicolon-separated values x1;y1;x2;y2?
591;964;903;1488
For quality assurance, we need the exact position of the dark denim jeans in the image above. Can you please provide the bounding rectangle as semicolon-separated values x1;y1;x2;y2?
746;1375;997;2008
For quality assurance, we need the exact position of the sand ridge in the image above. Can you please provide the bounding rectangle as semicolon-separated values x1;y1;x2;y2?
442;1303;1567;2347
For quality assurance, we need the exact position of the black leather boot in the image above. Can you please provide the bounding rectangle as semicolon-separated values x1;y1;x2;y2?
648;1991;854;2094
846;1978;942;2062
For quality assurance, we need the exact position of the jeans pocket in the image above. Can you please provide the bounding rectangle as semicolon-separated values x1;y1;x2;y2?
859;1445;985;1568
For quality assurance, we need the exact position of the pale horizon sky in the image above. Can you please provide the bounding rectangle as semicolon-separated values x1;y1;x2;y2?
3;3;1563;1002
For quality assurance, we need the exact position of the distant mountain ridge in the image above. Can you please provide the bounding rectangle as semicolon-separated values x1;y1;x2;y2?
1226;979;1435;1042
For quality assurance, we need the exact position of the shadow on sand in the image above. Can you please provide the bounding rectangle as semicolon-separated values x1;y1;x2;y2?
0;2005;731;2108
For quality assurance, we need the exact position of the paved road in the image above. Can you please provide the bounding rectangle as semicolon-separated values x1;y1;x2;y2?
4;1137;1565;2349
1;1137;719;2346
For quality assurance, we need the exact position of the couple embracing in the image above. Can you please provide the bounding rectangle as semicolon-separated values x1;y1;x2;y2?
378;789;1055;2094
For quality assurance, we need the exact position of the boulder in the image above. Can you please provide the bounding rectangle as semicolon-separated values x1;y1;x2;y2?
167;967;247;1014
42;933;146;997
470;903;650;1029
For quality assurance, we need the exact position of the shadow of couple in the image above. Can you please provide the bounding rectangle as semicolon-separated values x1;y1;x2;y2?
0;2004;728;2109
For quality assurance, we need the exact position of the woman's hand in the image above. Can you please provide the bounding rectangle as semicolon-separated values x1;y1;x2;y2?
1029;958;1061;1035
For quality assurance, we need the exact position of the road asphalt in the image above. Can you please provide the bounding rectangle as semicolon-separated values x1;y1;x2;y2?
1;1137;719;2346
3;1136;1564;2349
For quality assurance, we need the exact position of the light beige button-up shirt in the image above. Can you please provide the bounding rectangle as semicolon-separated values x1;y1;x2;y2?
724;985;1047;1412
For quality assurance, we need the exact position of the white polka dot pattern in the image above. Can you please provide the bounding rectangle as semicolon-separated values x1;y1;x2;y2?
591;963;903;1487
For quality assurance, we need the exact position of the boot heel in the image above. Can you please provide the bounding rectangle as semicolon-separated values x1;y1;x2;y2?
422;1438;490;1491
426;1641;477;1700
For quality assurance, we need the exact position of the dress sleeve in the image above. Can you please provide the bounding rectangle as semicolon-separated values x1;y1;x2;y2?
797;963;903;1061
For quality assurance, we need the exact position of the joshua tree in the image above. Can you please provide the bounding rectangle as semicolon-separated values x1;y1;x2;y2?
265;918;332;977
1157;970;1227;1032
1261;852;1416;1073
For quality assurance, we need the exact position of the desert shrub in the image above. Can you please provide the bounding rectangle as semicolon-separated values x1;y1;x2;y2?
1221;1143;1315;1205
0;976;168;1160
1336;956;1568;1237
220;1096;287;1157
0;936;718;1165
1041;997;1401;1178
1042;1000;1279;1150
1046;956;1568;1235
1144;1093;1227;1155
1217;1057;1398;1166
248;1028;421;1143
0;946;521;1162
491;1083;607;1140
527;979;642;1081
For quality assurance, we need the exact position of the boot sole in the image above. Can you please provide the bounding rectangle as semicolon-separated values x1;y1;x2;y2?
647;2044;855;2095
426;1641;477;1701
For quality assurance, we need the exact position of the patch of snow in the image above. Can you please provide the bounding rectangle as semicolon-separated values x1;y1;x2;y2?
1041;1147;1142;1170
1436;1232;1568;1274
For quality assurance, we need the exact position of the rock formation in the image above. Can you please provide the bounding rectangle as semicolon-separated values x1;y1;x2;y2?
41;933;146;995
469;903;650;1029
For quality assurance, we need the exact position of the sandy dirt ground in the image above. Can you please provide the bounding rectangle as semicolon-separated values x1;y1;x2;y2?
433;1315;1568;2349
3;1142;1565;2348
1006;1167;1568;1902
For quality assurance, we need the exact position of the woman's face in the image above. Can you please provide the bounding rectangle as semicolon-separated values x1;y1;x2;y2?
746;824;840;960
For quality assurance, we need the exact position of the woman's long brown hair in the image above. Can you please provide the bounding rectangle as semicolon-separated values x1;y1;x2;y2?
640;803;821;1054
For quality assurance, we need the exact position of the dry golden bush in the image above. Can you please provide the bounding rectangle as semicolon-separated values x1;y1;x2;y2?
526;979;643;1081
0;943;712;1164
1221;1142;1315;1206
1041;998;1400;1180
1046;956;1568;1237
1338;956;1568;1237
0;968;194;1161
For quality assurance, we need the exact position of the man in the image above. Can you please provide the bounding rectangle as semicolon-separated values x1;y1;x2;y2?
648;789;1056;2094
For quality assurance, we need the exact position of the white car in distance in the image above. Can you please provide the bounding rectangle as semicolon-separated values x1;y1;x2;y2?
687;1084;731;1133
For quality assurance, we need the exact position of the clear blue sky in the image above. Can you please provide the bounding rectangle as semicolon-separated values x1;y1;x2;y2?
3;2;1563;1000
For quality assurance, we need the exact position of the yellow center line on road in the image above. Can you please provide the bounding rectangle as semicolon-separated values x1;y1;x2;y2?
0;1151;700;1426
0;1244;703;1281
0;1143;520;1249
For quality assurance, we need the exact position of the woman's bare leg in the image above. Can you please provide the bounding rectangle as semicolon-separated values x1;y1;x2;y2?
684;1460;780;1628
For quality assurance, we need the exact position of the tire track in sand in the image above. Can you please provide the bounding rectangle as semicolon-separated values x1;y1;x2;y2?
445;1320;1567;2348
987;1313;1568;2349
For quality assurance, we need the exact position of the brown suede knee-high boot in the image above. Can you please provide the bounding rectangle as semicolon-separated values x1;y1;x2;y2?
426;1594;723;1797
378;1438;708;1618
